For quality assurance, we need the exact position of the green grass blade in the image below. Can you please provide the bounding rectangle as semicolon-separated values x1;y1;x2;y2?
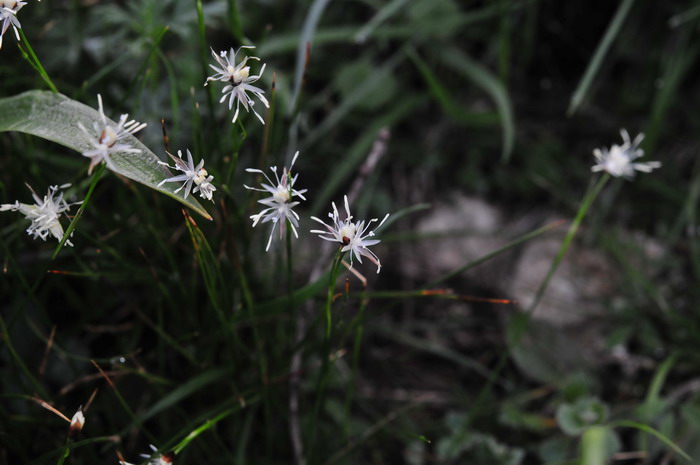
309;95;425;215
354;0;409;43
439;46;516;161
406;47;500;127
52;164;105;259
610;420;692;462
567;0;635;116
291;0;332;110
134;368;232;428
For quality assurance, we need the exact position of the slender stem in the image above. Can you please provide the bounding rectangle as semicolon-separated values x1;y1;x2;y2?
287;222;294;300
459;174;610;443
525;173;610;315
226;0;244;42
18;29;58;93
194;0;216;123
0;314;48;398
55;439;72;465
307;250;344;461
52;164;106;260
324;251;344;340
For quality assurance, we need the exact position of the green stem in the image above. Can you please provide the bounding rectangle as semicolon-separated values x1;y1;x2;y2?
0;314;48;398
459;174;610;445
287;222;294;300
18;29;58;93
55;440;72;465
52;164;106;260
525;173;610;315
226;0;244;42
194;0;216;123
324;251;344;340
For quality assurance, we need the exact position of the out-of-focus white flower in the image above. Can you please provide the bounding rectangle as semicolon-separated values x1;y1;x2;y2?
244;151;307;251
119;444;174;465
311;195;389;273
204;46;269;124
591;129;661;179
78;94;147;175
68;409;85;438
0;184;81;246
157;149;216;202
0;0;26;50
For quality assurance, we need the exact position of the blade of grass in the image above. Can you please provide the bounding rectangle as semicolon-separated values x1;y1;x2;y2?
52;164;105;259
303;49;405;148
291;0;332;110
309;95;425;215
354;0;409;43
17;29;58;93
128;368;233;431
406;47;500;127
439;46;516;162
227;0;244;41
610;420;692;462
567;0;636;116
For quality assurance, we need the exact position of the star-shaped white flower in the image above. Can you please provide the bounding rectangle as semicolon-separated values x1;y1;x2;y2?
0;0;26;50
120;444;174;465
244;151;307;251
78;94;147;175
0;184;81;246
311;195;389;273
157;149;216;202
204;46;269;124
591;129;661;179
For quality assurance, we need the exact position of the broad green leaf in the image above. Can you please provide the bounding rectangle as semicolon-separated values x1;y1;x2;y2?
0;90;212;220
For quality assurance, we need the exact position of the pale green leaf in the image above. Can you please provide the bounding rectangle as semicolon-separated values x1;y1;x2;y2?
0;90;212;220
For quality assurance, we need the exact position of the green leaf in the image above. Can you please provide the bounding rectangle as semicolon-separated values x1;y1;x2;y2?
439;46;516;162
556;398;609;436
0;90;212;220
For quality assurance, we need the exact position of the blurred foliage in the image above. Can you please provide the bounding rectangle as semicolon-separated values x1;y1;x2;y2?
2;0;700;464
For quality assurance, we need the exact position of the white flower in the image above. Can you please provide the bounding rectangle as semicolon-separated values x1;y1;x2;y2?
311;195;389;273
244;151;307;251
592;129;661;179
0;0;26;50
0;184;81;246
157;149;216;202
120;444;174;465
204;46;269;124
78;94;147;175
68;409;85;438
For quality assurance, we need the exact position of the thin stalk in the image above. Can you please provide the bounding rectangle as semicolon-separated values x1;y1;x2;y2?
194;0;217;123
52;164;106;260
343;296;368;436
324;251;344;340
308;250;344;460
226;0;244;41
55;440;72;465
287;222;294;301
0;314;48;398
18;29;58;93
456;174;610;449
525;173;610;315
